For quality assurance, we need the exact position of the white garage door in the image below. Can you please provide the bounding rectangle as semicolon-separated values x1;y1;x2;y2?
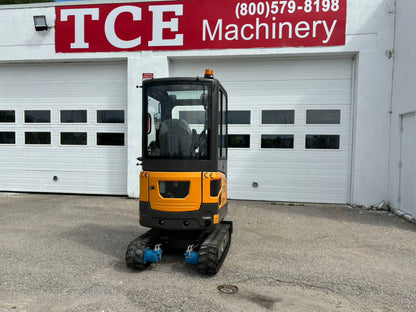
0;62;127;195
171;57;353;203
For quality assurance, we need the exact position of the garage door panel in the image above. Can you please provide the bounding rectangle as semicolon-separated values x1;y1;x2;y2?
0;63;125;82
230;190;347;203
230;98;350;107
1;146;126;177
229;166;349;182
227;82;351;104
171;57;353;203
229;178;349;190
171;58;352;81
230;158;350;173
226;79;351;92
0;169;126;194
1;84;125;99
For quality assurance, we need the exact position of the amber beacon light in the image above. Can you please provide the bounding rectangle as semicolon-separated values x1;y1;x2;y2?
204;69;214;79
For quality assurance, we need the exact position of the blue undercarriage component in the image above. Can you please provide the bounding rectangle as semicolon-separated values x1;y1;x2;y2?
143;244;162;264
184;245;199;265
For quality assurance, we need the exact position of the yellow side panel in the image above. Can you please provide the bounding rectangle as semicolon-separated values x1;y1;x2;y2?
148;172;202;212
139;171;149;202
202;172;227;209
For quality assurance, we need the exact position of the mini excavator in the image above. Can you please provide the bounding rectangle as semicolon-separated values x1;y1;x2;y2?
126;70;232;274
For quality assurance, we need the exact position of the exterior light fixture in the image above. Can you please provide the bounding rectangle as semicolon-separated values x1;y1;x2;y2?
33;15;48;31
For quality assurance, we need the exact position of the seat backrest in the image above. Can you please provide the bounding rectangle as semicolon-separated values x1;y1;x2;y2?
159;119;192;157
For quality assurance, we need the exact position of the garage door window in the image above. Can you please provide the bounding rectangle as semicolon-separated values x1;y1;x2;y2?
0;110;15;123
61;110;87;123
61;132;87;145
306;110;340;124
261;135;294;149
97;133;124;146
228;134;250;148
262;110;294;124
24;110;50;123
179;111;205;124
305;135;339;149
25;132;51;145
0;132;15;144
97;110;124;123
229;111;250;124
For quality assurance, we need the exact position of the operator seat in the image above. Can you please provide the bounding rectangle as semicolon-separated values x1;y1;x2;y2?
159;119;193;158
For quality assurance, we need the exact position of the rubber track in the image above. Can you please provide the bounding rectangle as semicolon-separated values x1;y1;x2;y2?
125;229;159;270
197;223;232;275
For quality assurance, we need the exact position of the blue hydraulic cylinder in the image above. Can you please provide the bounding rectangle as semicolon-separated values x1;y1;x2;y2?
143;244;162;264
184;245;199;265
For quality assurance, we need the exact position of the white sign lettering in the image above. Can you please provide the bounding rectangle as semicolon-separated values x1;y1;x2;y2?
61;8;99;49
148;5;184;47
105;6;142;49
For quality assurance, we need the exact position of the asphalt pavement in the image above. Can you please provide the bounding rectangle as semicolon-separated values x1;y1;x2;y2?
0;193;415;312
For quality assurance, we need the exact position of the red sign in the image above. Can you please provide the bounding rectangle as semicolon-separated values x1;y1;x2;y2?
142;73;154;80
55;0;346;53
